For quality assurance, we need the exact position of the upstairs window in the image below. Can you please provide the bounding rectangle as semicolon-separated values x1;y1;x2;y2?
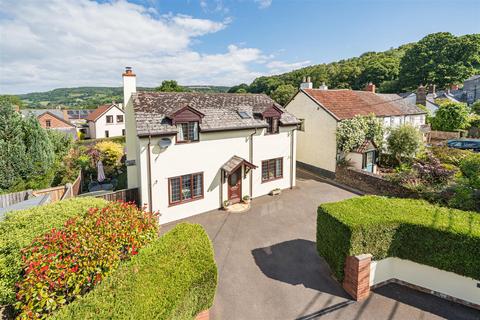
177;121;199;143
116;115;124;123
45;120;51;127
106;115;114;124
266;117;279;134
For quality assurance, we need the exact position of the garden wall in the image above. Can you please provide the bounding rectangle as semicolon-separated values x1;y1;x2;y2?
335;166;418;198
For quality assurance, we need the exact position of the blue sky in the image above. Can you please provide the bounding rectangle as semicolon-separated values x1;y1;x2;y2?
1;0;480;93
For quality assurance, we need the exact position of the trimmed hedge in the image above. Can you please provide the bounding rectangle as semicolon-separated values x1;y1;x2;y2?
52;223;217;320
317;196;480;281
15;202;159;318
0;197;107;306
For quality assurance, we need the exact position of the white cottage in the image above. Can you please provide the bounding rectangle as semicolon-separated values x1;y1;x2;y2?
285;80;426;178
122;68;299;224
86;103;125;139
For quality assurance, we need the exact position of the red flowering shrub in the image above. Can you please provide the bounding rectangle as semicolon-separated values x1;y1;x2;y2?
15;202;158;319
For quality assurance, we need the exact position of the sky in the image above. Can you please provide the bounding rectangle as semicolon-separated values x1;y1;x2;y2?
1;0;480;94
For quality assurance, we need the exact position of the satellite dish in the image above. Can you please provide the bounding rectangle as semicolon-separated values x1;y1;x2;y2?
159;137;172;149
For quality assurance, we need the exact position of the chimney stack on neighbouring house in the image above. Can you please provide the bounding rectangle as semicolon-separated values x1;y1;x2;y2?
416;84;426;106
123;67;137;108
319;82;328;90
364;82;376;93
300;76;313;89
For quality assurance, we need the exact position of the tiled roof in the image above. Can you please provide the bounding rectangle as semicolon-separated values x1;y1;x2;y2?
221;155;257;175
21;109;65;119
132;92;299;136
302;89;426;120
86;103;121;122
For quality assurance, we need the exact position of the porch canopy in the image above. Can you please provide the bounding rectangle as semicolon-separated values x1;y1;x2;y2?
221;155;257;176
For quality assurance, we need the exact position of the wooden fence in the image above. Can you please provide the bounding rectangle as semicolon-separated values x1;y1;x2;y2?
0;172;82;209
94;188;139;206
427;130;461;143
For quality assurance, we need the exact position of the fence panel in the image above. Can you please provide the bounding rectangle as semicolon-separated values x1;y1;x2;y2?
0;190;31;209
95;188;139;206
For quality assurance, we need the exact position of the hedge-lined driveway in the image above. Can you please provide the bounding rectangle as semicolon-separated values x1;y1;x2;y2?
163;169;479;320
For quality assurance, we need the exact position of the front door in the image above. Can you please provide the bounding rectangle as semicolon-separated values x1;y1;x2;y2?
228;168;242;204
363;151;375;173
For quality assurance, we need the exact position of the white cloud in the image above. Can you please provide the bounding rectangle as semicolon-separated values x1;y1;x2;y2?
255;0;272;9
0;0;302;94
266;60;311;74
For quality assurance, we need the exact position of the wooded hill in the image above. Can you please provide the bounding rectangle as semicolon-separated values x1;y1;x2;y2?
18;85;230;109
229;32;480;105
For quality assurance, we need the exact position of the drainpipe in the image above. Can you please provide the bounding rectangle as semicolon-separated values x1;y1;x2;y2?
290;128;296;189
147;134;153;212
249;128;257;197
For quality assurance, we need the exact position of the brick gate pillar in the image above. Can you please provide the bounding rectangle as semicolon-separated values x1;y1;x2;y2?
343;254;372;300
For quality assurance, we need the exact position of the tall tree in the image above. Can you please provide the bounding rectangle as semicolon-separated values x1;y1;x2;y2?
154;80;188;92
271;84;296;106
399;32;480;89
430;101;470;132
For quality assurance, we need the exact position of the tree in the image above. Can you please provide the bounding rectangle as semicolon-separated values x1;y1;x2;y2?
387;125;422;165
271;84;296;106
228;83;249;93
336;115;385;153
430;101;470;132
399;32;480;89
471;100;480;115
154;80;187;92
0;95;24;109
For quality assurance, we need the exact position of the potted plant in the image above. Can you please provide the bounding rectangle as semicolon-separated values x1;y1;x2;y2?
223;200;230;208
270;188;281;196
242;195;251;204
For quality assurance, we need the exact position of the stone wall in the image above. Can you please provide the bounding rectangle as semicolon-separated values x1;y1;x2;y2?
335;166;418;198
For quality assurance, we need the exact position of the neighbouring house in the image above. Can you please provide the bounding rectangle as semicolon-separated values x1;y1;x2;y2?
285;80;426;178
21;109;78;139
464;74;480;105
122;67;299;224
401;84;464;115
66;109;94;138
86;103;125;139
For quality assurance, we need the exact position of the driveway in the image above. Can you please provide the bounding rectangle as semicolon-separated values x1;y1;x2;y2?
163;169;480;320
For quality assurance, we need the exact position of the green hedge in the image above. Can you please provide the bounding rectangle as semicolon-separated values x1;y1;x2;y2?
0;197;107;305
317;196;480;281
52;223;218;320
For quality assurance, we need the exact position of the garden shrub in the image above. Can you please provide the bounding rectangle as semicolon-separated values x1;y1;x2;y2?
386;124;422;165
0;198;107;306
317;196;480;281
15;202;158;319
52;223;217;320
431;146;472;167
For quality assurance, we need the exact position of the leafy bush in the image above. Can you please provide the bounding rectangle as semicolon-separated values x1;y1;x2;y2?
431;146;472;167
449;154;480;211
412;153;455;187
317;196;480;281
336;115;385;153
52;223;217;320
0;198;107;306
15;202;158;319
430;101;470;132
386;124;422;165
459;153;480;189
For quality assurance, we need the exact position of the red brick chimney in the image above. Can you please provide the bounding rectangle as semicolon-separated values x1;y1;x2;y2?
365;82;376;93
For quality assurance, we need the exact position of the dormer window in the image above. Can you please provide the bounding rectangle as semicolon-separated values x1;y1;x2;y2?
177;121;199;143
266;117;279;134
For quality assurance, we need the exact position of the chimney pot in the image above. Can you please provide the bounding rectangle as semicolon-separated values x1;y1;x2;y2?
319;82;328;90
365;82;376;93
123;66;136;77
300;75;313;90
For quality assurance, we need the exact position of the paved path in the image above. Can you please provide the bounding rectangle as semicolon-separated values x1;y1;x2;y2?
163;170;480;320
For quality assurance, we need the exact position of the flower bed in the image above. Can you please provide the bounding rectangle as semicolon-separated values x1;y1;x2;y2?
14;202;158;319
51;223;217;320
0;197;108;306
317;196;480;281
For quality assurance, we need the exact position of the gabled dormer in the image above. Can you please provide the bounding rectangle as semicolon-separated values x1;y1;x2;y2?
168;105;205;143
260;105;283;134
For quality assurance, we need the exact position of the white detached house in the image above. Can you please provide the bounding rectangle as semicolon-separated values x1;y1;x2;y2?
86;103;125;139
122;68;299;224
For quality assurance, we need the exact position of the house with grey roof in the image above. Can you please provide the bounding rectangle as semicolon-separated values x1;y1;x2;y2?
464;74;480;105
122;68;299;224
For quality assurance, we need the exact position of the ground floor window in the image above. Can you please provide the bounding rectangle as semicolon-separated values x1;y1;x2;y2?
105;130;109;137
122;129;125;136
262;158;283;182
169;172;203;205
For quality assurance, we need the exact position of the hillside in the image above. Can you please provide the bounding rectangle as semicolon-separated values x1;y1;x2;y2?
18;85;230;109
230;32;480;105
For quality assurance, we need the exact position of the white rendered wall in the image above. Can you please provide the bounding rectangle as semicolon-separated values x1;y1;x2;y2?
92;106;125;139
125;98;139;189
286;91;338;174
136;126;296;224
370;257;480;306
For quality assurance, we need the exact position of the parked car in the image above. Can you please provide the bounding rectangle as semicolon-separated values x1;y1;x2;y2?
447;139;480;152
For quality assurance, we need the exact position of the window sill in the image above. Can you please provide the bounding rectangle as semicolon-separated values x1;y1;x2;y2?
175;140;200;144
261;176;283;183
168;196;204;207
